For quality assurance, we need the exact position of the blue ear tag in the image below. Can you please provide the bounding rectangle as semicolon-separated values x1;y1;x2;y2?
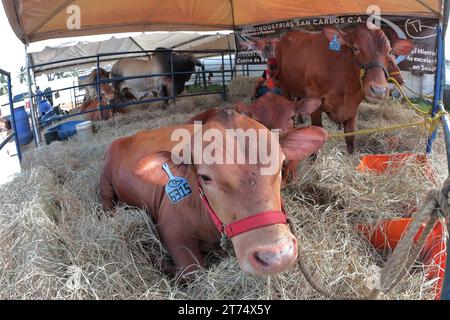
329;34;341;52
162;163;192;204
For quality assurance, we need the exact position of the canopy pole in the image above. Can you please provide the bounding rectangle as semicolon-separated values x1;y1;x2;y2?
25;45;42;147
440;0;450;300
426;24;444;154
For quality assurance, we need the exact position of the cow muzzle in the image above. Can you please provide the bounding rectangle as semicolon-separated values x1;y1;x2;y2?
197;181;297;275
244;234;298;275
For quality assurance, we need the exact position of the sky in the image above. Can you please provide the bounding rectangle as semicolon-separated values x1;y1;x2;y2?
0;4;449;91
0;6;26;91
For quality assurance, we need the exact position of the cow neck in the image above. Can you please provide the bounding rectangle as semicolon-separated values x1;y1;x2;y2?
195;177;287;242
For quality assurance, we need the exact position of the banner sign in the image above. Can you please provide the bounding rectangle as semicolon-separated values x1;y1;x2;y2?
235;15;439;74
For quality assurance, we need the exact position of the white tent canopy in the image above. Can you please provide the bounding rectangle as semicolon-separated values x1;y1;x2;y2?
28;31;235;75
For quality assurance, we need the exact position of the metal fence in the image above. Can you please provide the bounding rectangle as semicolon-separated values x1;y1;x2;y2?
26;48;273;146
0;68;22;162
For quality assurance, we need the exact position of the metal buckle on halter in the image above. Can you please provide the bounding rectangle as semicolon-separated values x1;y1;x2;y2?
198;185;205;198
219;224;235;254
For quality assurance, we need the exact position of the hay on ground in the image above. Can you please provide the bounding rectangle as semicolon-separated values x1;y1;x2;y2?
0;81;446;300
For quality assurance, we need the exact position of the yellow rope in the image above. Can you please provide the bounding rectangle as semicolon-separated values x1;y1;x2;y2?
387;77;432;117
328;111;447;140
397;84;434;100
326;77;448;140
330;120;426;139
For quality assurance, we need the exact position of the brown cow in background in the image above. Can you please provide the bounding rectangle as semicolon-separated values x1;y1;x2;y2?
80;81;117;121
84;68;110;103
276;24;415;153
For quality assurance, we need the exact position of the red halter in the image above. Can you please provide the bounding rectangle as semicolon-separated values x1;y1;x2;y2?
197;180;287;239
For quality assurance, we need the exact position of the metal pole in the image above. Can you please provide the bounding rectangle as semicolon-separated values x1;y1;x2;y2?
440;18;450;302
426;25;444;154
96;56;103;120
221;52;226;100
440;101;450;301
202;63;207;90
229;53;234;80
170;49;175;104
6;72;22;163
73;78;77;109
25;46;41;146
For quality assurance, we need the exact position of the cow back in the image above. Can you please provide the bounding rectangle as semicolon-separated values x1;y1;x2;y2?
277;30;362;110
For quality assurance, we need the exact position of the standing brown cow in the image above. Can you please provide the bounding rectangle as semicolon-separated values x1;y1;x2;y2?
100;109;327;276
277;25;415;153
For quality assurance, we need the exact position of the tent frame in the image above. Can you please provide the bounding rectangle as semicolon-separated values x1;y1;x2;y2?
436;0;450;301
0;69;22;161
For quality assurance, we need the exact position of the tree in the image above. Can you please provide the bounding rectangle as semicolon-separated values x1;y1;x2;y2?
0;74;7;96
18;66;27;84
18;66;33;85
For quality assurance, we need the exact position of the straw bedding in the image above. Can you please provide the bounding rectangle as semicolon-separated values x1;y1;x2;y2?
0;82;446;300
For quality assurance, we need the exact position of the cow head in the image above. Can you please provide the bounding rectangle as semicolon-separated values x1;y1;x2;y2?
323;25;414;101
134;110;328;276
100;83;117;105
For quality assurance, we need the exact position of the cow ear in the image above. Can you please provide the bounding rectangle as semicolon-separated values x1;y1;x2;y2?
323;27;348;46
295;98;322;117
235;103;253;118
133;152;188;186
392;39;415;56
187;109;219;124
280;126;328;161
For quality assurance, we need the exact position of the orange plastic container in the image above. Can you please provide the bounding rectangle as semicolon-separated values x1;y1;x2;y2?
357;153;429;173
358;218;447;299
357;153;436;190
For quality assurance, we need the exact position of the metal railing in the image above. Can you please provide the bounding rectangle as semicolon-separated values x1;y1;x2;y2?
0;68;22;162
28;49;246;132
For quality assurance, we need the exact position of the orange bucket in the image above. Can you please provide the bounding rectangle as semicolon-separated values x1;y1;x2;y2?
358;218;447;299
357;153;436;189
357;153;429;173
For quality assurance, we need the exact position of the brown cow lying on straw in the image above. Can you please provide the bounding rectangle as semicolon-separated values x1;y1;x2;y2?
100;109;328;277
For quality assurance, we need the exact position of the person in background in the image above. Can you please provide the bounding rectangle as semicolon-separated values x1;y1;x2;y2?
35;86;45;102
44;87;54;106
252;57;282;99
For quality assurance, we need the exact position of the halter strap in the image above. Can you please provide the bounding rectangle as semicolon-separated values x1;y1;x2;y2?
389;71;401;76
197;181;287;239
349;48;389;90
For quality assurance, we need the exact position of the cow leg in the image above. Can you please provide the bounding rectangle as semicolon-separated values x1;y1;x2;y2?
158;226;204;277
159;85;170;106
166;79;177;105
310;109;323;128
343;116;356;154
100;170;116;213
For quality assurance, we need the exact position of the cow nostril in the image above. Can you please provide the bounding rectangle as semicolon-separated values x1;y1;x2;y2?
370;85;388;96
253;251;270;267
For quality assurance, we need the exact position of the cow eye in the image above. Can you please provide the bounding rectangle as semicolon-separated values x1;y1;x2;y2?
199;175;212;182
353;47;360;53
